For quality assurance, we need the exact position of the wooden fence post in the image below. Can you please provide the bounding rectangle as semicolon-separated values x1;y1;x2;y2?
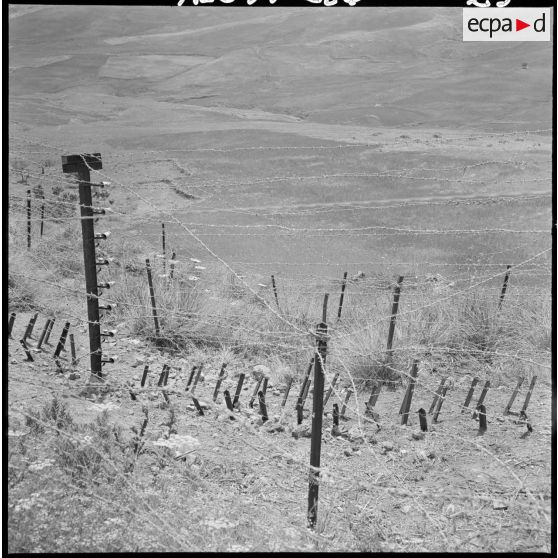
386;276;404;361
337;272;348;321
36;319;51;351
145;259;161;337
498;265;512;310
62;153;105;382
27;189;31;249
400;360;419;426
307;320;327;530
271;275;280;310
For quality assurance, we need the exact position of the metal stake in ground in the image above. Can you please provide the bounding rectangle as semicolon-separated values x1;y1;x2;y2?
365;380;382;414
23;313;38;343
477;404;487;433
296;356;314;413
224;390;234;412
433;383;450;423
498;265;512;310
504;377;524;415
475;380;490;411
169;251;176;280
212;363;227;401
429;377;447;414
53;321;71;359
337;272;348;321
281;377;293;408
323;372;340;408
232;372;245;408
20;338;34;362
258;391;268;422
340;389;353;420
62;153;104;381
190;363;204;394
249;377;263;408
399;359;418;425
27;189;31;249
271;274;280;310
185;365;197;391
140;365;149;387
161;223;166;274
40;197;45;237
307;321;328;530
400;360;419;426
7;313;16;338
520;376;537;415
145;259;161;337
461;377;479;413
36;319;51;351
44;317;55;345
69;333;77;365
418;408;428;432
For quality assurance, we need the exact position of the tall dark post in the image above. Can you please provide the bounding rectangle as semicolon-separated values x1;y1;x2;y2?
161;223;166;274
145;259;161;337
27;189;31;249
386;276;404;361
7;313;16;338
307;321;327;530
498;265;512;310
69;333;77;365
44;317;55;345
62;153;103;381
40;196;45;237
170;251;176;280
337;272;348;321
271;275;280;310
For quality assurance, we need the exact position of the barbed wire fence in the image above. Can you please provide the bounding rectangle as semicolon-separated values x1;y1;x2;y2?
7;131;553;552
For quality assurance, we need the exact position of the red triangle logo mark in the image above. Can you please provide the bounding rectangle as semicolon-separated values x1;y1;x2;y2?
516;19;530;32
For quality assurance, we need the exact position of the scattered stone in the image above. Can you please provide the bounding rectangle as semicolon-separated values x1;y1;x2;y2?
381;441;394;452
68;373;80;380
412;431;426;441
343;448;353;457
492;500;508;510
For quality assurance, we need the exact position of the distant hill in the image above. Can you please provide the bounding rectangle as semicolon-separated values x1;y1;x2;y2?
9;5;553;132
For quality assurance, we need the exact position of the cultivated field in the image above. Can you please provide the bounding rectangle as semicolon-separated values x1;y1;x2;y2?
8;5;553;553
